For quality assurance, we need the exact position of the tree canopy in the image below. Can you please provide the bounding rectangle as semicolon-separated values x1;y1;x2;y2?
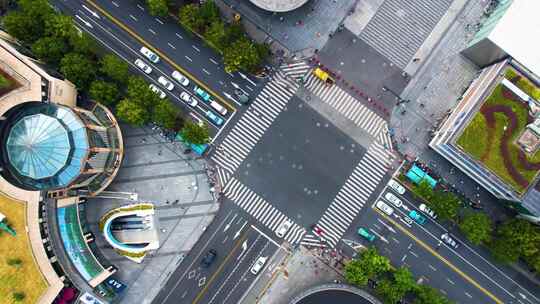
490;219;540;265
89;80;119;106
60;53;97;90
344;247;391;287
146;0;168;17
181;121;209;145
115;98;149;126
459;211;492;245
414;285;453;304
100;54;129;84
2;0;53;44
153;99;179;130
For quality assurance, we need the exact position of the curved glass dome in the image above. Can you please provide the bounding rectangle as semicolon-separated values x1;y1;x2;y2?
2;103;89;190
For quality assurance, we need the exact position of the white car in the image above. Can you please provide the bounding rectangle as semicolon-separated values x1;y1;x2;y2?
148;84;166;99
275;220;293;238
171;70;190;87
250;256;268;275
158;76;175;91
210;100;228;116
375;200;394;216
180;92;197;107
384;192;402;208
134;59;152;74
441;233;459;249
388;180;406;195
419;203;437;219
140;46;159;63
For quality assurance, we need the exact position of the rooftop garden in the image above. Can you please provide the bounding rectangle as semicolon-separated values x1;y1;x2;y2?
456;67;540;194
0;193;47;304
0;69;21;98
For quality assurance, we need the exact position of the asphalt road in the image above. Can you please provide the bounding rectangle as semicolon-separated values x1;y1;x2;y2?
50;0;265;137
341;179;540;304
152;201;284;304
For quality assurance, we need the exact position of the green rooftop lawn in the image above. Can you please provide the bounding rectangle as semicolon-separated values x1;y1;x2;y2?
0;194;47;304
0;74;11;89
457;75;540;194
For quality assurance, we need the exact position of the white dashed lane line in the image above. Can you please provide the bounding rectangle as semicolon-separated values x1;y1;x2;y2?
409;250;418;258
112;1;119;7
137;4;144;10
168;42;176;49
129;14;137;21
428;264;437;271
176;33;183;39
465;292;473;298
148;28;156;35
447;278;455;285
185;56;192;62
203;68;211;75
155;18;164;24
209;58;218;65
192;45;200;52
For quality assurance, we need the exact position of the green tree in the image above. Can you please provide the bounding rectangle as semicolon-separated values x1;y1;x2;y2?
126;76;161;108
223;37;262;73
224;23;244;45
60;53;97;90
152;99;179;130
69;32;97;56
414;285;452;304
490;219;540;263
100;54;129;84
198;0;220;26
181;121;209;145
376;267;416;304
115;98;149;126
146;0;168;17
45;14;77;40
89;80;119;106
2;0;54;44
12;292;25;302
204;20;227;51
415;180;433;201
428;191;460;221
376;279;403;304
31;36;69;65
393;267;416;294
7;258;22;268
344;247;391;287
459;212;492;245
178;4;203;33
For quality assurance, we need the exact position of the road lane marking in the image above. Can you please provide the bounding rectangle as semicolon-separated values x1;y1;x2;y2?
226;71;234;77
429;264;437;271
465;292;473;298
192;45;200;52
148;28;156;35
86;0;235;111
192;231;250;304
203;68;211;75
185;56;193;62
155;18;164;24
137;4;144;10
447;278;455;285
219;81;224;85
409;250;418;258
168;42;176;49
245;85;254;92
250;224;281;248
391;237;400;244
176;33;183;39
209;58;218;65
401;254;407;262
373;208;504;304
129;14;137;21
112;1;119;7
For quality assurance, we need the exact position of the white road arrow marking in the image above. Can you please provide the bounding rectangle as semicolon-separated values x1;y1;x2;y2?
234;221;247;240
238;72;257;86
81;4;100;19
223;92;241;106
75;15;93;28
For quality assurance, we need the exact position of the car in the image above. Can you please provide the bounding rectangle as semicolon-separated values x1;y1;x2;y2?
402;216;414;226
149;84;166;99
140;46;159;63
205;110;223;126
275;219;293;238
441;233;459;249
171;70;190;87
210;101;228;116
388;180;406;195
357;227;376;242
234;89;250;104
250;256;268;275
180;92;197;107
419;203;437;219
157;76;175;91
384;192;402;208
409;210;426;225
200;249;217;267
194;86;212;102
134;59;152;74
375;200;394;216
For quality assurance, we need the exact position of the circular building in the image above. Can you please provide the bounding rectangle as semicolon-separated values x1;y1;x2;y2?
249;0;310;12
0;101;123;197
291;284;381;304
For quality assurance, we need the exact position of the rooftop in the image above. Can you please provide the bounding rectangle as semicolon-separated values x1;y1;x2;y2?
248;0;309;12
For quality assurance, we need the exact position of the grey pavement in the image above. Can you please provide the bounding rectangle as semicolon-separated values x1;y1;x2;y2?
84;125;218;304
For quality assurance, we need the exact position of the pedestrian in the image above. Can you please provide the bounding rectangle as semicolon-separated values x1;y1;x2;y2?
412;57;420;62
279;16;284;22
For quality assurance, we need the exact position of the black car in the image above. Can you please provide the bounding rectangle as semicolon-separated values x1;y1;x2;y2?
200;249;217;268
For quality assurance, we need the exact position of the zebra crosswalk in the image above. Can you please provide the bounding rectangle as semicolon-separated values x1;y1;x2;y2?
279;60;311;82
211;72;299;174
223;177;306;245
301;142;395;248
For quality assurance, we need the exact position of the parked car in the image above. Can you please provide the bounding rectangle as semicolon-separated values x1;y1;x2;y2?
357;227;376;242
210;100;228;116
140;46;159;63
250;256;268;275
148;84;166;99
419;203;437;219
200;249;217;267
375;200;394;216
402;216;414;226
275;220;293;238
409;210;426;225
385;192;402;208
180;92;197;107
158;76;174;91
441;233;459;249
205;110;223;126
194;86;212;102
134;59;152;74
171;70;190;87
388;180;406;194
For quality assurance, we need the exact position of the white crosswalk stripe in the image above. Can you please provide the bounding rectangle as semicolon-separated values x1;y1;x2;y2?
223;177;306;245
304;71;388;139
216;167;231;186
300;233;327;248
279;60;311;81
211;72;299;174
303;142;395;248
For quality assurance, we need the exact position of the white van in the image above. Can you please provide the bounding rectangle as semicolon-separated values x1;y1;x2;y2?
210;101;227;116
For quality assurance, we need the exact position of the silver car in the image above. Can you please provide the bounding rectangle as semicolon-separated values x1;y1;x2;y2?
441;233;459;249
180;92;197;107
134;59;152;74
385;192;402;208
148;84;166;99
158;76;174;91
375;200;394;216
140;46;159;63
171;70;190;87
419;203;437;219
275;220;293;238
388;180;406;195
